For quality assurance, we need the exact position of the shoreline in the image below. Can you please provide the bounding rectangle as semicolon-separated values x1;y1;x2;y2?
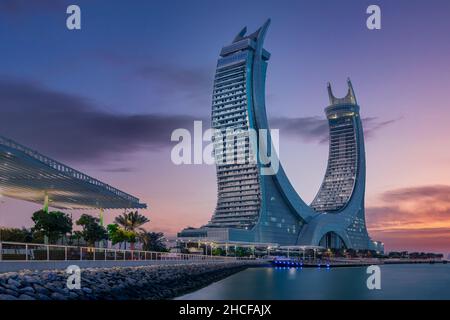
0;260;447;300
272;259;448;269
0;261;265;300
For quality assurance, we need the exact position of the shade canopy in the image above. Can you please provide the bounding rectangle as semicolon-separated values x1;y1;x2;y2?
0;135;147;210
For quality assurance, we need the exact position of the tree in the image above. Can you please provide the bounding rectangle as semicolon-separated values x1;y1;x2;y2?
75;214;107;246
141;232;168;252
114;211;149;232
31;210;72;244
0;227;33;242
114;211;149;250
212;247;225;256
71;230;83;246
107;224;136;249
235;247;252;257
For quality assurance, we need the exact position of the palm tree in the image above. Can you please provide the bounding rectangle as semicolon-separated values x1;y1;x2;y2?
141;232;168;252
114;211;149;250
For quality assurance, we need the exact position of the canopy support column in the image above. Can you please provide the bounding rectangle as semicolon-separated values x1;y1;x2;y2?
99;208;104;227
43;193;49;213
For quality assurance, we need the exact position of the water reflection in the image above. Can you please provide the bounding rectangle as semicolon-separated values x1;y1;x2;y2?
176;264;450;300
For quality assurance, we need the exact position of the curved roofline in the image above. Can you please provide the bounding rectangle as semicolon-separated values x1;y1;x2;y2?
248;18;315;222
232;19;271;44
327;78;357;106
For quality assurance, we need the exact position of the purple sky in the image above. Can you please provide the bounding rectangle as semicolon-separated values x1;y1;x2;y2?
0;0;450;253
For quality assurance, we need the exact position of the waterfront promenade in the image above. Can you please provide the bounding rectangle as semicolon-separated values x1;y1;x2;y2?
0;241;268;300
0;261;266;300
1;240;445;273
1;239;447;300
0;240;252;273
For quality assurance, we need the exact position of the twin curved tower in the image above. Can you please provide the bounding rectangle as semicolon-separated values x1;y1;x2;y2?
179;20;382;251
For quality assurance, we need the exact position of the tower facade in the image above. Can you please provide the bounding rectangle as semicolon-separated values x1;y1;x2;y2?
178;20;382;252
206;32;263;230
311;82;360;213
297;80;373;250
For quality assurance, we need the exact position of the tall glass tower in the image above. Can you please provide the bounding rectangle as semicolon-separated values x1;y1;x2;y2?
311;81;360;213
178;20;382;252
206;34;263;230
301;79;372;250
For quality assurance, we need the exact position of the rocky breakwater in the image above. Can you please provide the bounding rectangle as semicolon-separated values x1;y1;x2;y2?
0;260;264;300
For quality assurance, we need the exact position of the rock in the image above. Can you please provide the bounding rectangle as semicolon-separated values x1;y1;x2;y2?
7;278;21;288
50;287;69;295
18;294;36;300
4;289;19;297
82;287;92;294
3;284;18;291
24;275;41;285
68;292;79;300
36;293;52;300
43;272;58;281
50;292;68;300
0;294;18;300
19;286;35;294
0;260;259;300
33;284;50;295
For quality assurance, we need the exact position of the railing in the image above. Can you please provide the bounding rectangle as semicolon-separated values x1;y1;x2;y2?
0;241;238;262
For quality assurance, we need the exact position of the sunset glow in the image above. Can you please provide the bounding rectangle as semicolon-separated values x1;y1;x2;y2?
0;0;449;254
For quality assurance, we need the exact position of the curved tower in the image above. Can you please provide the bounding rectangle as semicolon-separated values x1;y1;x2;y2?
178;20;381;251
201;19;313;245
297;79;374;250
311;80;360;213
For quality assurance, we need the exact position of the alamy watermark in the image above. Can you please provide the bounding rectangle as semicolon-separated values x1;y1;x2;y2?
65;4;380;31
66;265;81;290
366;265;381;290
170;121;280;176
66;5;81;30
366;5;381;30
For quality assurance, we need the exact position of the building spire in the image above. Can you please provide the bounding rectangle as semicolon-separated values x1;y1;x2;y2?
346;77;357;104
327;78;357;106
327;82;334;105
231;19;271;43
233;26;247;43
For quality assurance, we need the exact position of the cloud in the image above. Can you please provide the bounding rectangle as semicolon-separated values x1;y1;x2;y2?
380;185;450;203
366;185;450;253
0;75;398;168
0;77;201;164
271;116;399;144
271;117;329;143
363;117;400;140
136;64;212;95
96;52;213;107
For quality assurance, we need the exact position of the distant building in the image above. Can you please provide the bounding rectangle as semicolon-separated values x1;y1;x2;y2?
178;19;382;252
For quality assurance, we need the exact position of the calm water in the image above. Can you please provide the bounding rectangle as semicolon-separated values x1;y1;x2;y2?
177;264;450;300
